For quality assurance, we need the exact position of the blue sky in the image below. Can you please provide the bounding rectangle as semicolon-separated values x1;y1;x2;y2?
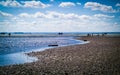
0;0;120;32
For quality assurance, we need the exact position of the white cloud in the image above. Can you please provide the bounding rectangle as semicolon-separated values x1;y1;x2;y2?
19;13;31;17
0;0;22;7
77;2;81;5
0;0;51;8
84;2;116;13
79;15;91;20
34;12;46;18
22;1;51;8
116;3;120;7
46;11;80;19
18;11;114;21
0;11;13;17
19;12;47;18
59;2;75;7
94;14;114;18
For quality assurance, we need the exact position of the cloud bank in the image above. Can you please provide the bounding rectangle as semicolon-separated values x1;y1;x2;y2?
0;0;22;7
0;0;51;8
1;11;119;32
84;2;116;13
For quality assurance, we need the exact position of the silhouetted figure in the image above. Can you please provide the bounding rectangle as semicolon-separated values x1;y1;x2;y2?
102;33;107;36
104;33;107;36
87;34;90;36
8;33;11;37
91;33;93;36
97;34;99;36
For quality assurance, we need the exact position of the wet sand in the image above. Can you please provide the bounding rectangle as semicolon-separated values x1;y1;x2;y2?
0;36;120;75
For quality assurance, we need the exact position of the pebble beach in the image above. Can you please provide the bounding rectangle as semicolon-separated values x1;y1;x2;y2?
0;36;120;75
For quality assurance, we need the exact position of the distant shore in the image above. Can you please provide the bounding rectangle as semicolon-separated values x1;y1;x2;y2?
0;32;120;37
0;36;120;75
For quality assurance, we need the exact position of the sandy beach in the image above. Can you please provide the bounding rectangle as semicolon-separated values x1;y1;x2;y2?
0;36;120;75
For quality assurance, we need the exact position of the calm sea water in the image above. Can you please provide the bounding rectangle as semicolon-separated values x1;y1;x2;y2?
0;36;84;66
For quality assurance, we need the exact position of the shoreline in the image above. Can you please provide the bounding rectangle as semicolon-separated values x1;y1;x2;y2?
0;36;120;75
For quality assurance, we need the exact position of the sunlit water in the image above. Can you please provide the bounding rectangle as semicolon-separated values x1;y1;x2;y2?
0;36;85;66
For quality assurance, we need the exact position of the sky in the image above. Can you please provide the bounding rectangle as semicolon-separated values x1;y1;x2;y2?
0;0;120;32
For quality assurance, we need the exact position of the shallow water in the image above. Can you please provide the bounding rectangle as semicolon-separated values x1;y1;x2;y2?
0;36;84;66
0;52;37;66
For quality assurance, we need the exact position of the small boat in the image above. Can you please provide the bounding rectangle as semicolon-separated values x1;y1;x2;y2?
48;44;58;46
48;42;58;46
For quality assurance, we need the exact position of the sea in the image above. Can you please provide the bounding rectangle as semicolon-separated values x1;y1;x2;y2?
0;36;86;66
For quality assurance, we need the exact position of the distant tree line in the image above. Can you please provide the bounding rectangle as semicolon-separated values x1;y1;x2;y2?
0;32;11;36
87;33;107;36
